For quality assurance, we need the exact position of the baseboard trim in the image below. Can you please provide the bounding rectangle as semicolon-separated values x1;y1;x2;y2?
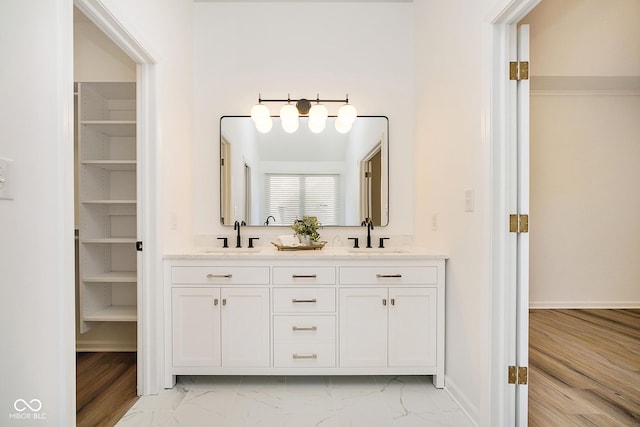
530;301;640;309
76;341;136;352
445;375;480;427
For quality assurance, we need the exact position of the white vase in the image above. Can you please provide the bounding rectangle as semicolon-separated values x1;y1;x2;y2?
297;234;311;246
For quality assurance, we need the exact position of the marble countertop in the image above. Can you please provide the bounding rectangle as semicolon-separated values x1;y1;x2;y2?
164;246;448;260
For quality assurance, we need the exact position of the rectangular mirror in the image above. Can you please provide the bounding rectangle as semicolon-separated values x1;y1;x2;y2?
220;116;388;227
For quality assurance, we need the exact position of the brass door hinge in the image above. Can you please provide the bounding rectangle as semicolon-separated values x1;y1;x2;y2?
508;366;528;385
509;214;529;233
509;61;529;81
365;171;372;178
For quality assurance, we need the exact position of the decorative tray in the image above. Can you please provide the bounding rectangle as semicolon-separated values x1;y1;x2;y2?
271;241;327;251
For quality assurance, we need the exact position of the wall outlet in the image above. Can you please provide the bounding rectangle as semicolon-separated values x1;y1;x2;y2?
0;157;14;200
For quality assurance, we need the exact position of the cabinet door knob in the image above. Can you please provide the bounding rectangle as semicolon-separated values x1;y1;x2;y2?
214;298;219;306
222;299;227;306
390;298;395;306
382;299;387;306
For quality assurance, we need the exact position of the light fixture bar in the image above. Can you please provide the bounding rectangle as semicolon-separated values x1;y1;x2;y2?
258;94;350;105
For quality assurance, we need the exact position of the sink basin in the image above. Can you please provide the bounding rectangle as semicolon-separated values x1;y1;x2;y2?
346;248;409;254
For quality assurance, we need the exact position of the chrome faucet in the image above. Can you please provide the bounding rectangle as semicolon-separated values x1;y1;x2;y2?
361;219;374;248
233;220;246;248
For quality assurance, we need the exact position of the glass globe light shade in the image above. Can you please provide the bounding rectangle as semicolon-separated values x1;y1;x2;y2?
335;118;352;134
308;117;326;134
337;104;357;125
250;103;270;123
255;117;273;133
280;103;299;122
281;117;299;133
308;104;328;121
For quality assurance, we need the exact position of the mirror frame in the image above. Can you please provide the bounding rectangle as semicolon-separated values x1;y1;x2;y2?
220;115;389;227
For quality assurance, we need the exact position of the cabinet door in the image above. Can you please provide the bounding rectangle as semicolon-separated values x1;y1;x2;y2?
221;288;270;367
172;287;221;367
339;288;388;367
388;288;437;367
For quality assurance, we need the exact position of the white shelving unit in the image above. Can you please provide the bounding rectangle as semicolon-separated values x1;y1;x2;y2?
77;82;137;333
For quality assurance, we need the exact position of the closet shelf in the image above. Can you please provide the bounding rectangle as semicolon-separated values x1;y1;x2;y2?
81;238;137;244
81;121;136;136
81;160;136;171
83;272;137;283
84;305;137;322
82;200;136;205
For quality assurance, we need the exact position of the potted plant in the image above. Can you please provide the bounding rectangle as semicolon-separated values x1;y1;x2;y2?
290;215;321;245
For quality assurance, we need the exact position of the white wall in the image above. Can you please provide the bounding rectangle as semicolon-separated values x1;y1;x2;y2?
193;2;414;244
522;0;640;307
529;95;640;307
1;1;75;424
413;0;495;423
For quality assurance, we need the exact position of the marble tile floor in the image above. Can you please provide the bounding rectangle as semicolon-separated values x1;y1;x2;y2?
116;375;475;427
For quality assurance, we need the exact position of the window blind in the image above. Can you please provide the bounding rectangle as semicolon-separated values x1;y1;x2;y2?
264;174;340;226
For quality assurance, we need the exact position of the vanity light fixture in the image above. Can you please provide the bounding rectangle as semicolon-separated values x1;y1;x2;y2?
250;94;357;133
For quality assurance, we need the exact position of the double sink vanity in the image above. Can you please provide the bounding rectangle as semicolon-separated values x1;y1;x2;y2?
163;247;447;389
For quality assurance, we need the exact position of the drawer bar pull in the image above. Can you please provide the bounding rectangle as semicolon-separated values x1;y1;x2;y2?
292;274;317;278
293;353;318;359
206;273;232;279
376;274;402;278
292;298;317;303
292;326;317;331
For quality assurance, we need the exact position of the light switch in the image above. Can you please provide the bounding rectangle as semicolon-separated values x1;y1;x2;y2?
464;188;474;212
0;157;13;200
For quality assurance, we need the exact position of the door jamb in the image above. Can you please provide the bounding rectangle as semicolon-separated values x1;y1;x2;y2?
485;0;540;425
73;0;159;396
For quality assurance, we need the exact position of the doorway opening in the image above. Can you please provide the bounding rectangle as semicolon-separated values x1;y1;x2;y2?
72;0;158;423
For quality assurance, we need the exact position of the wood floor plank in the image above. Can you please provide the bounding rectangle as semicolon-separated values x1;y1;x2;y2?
529;309;640;426
76;352;138;427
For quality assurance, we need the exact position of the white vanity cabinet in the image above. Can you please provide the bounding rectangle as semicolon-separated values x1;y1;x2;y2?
165;253;445;388
272;266;337;368
339;287;437;368
170;266;270;373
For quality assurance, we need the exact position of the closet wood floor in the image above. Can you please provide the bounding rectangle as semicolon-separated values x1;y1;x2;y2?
76;352;138;427
529;309;640;426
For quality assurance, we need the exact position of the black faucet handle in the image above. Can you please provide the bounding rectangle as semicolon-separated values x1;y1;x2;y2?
217;237;229;248
248;237;259;248
378;237;390;248
348;237;359;248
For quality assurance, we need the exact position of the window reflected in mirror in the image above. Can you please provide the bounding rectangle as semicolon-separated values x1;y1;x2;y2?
220;116;388;227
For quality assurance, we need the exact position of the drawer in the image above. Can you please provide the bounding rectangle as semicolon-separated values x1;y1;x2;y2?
273;288;336;313
274;342;336;368
339;266;437;285
172;266;269;285
273;267;336;285
273;315;336;342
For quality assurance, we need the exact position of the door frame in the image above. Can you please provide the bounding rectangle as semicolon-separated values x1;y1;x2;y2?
485;0;540;425
74;0;159;396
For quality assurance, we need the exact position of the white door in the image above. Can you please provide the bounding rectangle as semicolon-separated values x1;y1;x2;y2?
171;287;221;367
514;23;531;426
388;288;437;367
221;288;270;367
339;288;388;367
